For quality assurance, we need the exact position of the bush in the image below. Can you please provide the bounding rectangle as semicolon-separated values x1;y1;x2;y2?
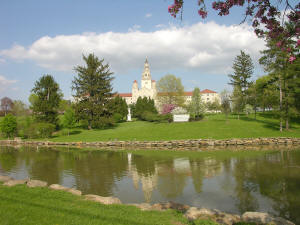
25;122;55;138
91;117;115;129
140;112;173;123
113;113;123;123
0;114;17;138
17;116;33;138
189;114;204;121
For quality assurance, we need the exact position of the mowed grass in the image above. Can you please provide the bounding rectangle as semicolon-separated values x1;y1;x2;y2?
48;113;300;142
1;113;300;142
0;183;210;225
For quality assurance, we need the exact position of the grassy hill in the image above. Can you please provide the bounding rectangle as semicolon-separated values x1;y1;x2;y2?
48;113;300;142
1;113;299;142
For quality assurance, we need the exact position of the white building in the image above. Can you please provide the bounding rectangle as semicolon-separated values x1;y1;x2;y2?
116;59;220;107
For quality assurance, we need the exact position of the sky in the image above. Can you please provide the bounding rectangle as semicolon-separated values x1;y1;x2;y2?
0;0;267;103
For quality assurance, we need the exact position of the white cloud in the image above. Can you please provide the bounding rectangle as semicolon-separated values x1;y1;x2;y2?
0;75;17;93
0;22;265;74
145;13;152;18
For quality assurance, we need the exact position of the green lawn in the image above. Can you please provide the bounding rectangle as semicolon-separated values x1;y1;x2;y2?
49;113;300;142
0;183;214;225
1;113;300;142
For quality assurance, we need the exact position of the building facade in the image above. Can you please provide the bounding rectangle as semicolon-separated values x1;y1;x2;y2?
117;59;220;107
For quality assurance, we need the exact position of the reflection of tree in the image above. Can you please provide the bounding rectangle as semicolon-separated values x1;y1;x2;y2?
189;160;204;193
244;151;300;224
0;146;18;172
233;158;259;213
131;154;156;177
189;157;223;193
157;159;188;199
66;151;128;196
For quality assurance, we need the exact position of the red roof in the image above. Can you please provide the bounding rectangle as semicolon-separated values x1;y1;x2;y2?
134;80;137;83
114;93;132;97
184;92;193;96
152;80;156;82
201;89;216;94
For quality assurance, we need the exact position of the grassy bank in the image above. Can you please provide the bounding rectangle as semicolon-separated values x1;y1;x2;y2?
44;113;300;142
1;113;300;142
0;182;216;225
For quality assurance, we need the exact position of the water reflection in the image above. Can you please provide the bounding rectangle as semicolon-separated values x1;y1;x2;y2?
0;146;299;224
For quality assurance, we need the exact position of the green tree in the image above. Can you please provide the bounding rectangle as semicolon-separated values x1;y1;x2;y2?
255;75;278;112
108;95;128;122
72;54;114;129
188;87;205;120
260;38;299;131
228;51;254;119
28;93;38;109
157;74;185;107
12;100;28;116
31;75;62;127
134;97;157;120
61;107;76;136
58;99;72;113
0;114;17;138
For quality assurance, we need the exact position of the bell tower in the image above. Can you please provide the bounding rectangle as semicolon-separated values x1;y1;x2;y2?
141;58;152;89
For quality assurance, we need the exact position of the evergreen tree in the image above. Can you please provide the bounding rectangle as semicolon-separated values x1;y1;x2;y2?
108;95;128;122
135;97;157;120
260;38;299;131
72;54;114;129
31;75;62;127
188;87;205;120
228;51;254;119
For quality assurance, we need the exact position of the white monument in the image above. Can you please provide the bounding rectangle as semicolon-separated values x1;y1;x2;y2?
127;107;132;121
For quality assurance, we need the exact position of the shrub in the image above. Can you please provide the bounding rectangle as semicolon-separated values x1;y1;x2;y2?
91;117;115;129
25;122;55;138
141;112;173;123
0;114;17;138
113;113;123;123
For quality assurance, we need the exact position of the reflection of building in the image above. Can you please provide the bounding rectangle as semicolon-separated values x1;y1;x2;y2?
116;59;220;106
127;153;158;203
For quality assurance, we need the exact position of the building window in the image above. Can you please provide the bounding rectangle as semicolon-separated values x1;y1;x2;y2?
207;98;209;101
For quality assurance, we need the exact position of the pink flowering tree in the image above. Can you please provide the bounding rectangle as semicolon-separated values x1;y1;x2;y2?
161;104;176;114
168;0;299;62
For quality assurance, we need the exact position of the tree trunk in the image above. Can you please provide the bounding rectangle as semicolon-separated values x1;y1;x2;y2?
279;78;283;132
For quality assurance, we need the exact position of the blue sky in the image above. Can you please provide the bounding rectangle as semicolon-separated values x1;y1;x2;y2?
0;0;266;103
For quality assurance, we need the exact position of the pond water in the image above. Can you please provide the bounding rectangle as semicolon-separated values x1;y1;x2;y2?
0;145;299;224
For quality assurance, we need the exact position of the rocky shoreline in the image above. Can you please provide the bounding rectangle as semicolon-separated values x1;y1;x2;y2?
0;137;300;151
0;175;295;225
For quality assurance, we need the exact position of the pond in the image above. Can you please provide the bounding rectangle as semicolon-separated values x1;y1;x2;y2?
0;145;299;224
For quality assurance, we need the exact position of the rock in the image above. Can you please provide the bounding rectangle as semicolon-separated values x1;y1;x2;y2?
214;212;240;225
66;188;82;196
85;194;122;205
0;175;12;182
3;179;28;187
242;212;273;224
49;184;69;191
185;207;216;221
49;184;81;196
27;179;48;188
151;202;190;212
129;203;152;211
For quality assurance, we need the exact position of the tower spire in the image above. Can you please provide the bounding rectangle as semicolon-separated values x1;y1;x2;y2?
142;57;151;80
